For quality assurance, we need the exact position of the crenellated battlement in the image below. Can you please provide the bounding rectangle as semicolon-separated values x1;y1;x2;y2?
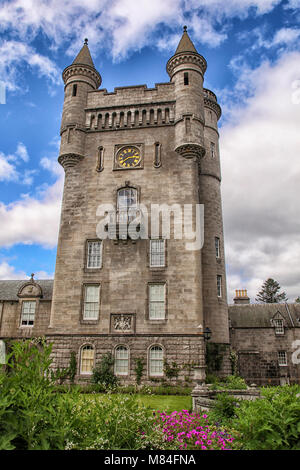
87;82;175;107
84;101;175;131
203;88;222;120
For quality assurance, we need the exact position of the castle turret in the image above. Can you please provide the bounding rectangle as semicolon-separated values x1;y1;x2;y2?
166;26;206;160
58;39;102;169
50;40;101;329
167;28;229;346
201;79;229;345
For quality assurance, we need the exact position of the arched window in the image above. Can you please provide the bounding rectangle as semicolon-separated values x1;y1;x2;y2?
115;345;129;376
80;345;95;374
117;187;137;211
149;345;164;377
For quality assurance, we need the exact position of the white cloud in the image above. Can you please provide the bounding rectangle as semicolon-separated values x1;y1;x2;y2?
0;261;53;280
220;51;300;303
0;40;60;92
0;143;34;184
16;142;29;162
0;261;27;280
0;177;63;248
0;0;285;64
0;153;19;182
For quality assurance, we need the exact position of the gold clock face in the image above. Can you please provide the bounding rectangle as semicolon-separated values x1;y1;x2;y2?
117;146;141;168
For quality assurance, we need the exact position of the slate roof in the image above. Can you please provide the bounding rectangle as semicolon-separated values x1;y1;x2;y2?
175;27;198;55
0;280;54;301
229;303;300;328
72;41;95;68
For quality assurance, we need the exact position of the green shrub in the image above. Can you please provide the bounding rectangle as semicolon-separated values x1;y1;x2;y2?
64;394;172;450
233;385;300;450
209;375;247;390
209;393;240;425
0;339;78;450
92;352;118;389
0;340;174;450
134;357;144;385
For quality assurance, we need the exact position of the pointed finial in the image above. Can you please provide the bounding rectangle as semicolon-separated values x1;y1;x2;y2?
30;273;35;282
183;25;187;32
84;38;88;45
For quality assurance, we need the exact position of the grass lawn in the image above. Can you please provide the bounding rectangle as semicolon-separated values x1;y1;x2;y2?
136;394;192;413
82;393;192;414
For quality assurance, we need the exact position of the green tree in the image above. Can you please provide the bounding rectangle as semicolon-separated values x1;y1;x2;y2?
295;296;300;303
255;278;287;304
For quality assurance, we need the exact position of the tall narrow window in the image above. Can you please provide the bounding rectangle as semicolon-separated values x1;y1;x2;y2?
184;72;189;85
215;237;220;259
72;84;77;96
80;345;94;374
149;345;164;376
117;187;138;224
21;300;36;326
210;142;215;158
83;285;100;320
149;284;166;319
217;275;222;298
87;241;102;268
278;351;287;366
150;239;165;267
274;319;284;335
115;346;129;375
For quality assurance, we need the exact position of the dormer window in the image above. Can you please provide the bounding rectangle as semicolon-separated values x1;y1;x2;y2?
274;318;284;335
21;300;36;326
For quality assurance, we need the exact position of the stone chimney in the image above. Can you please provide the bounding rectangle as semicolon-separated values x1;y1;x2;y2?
234;289;250;305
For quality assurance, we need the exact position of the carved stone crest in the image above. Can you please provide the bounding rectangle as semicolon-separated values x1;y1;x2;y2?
111;314;135;333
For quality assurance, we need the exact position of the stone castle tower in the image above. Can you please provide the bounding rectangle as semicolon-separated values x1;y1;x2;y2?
48;28;229;381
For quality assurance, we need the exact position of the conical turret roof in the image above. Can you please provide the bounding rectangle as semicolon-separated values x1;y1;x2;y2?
175;26;198;54
72;39;95;68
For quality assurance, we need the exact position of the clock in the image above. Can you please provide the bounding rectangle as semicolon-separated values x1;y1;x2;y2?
117;146;141;168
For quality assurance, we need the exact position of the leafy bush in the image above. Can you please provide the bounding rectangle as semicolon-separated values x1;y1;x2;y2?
134;357;144;385
0;340;172;450
209;375;247;390
64;394;171;450
209;393;240;425
92;352;117;389
232;385;300;450
0;339;78;450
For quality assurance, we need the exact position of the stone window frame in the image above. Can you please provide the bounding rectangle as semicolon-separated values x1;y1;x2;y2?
217;275;222;298
114;183;141;213
19;298;38;328
278;350;287;367
79;343;95;376
148;238;167;270
147;344;165;378
210;141;216;158
84;239;103;273
215;237;220;259
114;344;130;377
80;283;101;324
146;282;168;322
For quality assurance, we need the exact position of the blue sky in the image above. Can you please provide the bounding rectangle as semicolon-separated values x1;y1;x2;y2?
1;0;300;303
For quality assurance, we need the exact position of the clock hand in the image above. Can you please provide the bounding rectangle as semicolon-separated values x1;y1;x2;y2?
121;155;138;162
